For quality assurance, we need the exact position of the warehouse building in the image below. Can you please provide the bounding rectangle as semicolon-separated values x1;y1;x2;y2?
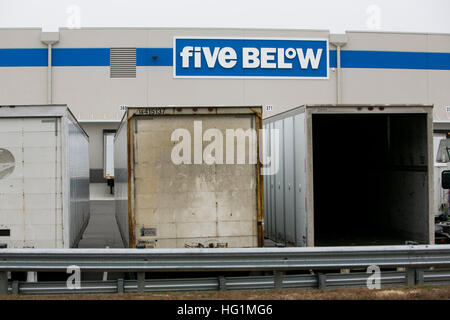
0;27;449;229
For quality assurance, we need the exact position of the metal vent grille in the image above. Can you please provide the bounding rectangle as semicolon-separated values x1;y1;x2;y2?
110;48;136;78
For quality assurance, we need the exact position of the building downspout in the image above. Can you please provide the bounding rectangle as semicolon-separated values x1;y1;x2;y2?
41;32;60;104
336;45;342;104
329;34;348;104
47;43;53;104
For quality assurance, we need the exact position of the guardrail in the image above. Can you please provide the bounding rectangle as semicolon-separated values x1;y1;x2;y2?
1;245;450;295
6;268;450;295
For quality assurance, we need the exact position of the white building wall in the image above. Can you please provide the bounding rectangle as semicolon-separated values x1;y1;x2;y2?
0;28;449;121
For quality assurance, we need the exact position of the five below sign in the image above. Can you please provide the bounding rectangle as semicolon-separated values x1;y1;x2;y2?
174;37;329;79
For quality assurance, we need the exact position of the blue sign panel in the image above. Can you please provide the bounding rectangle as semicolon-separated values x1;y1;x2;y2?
173;38;329;79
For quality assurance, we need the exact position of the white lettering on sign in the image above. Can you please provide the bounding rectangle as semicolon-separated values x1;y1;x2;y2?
194;46;201;68
181;46;237;69
218;47;237;69
297;48;323;69
277;48;292;69
203;47;220;68
260;48;277;69
242;48;260;68
181;46;323;70
180;46;193;68
174;38;329;79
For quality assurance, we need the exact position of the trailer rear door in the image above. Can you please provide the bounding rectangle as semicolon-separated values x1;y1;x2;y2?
0;117;62;248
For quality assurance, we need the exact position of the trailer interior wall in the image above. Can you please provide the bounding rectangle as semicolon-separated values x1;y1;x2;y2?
263;105;433;247
115;107;263;249
114;117;129;248
263;112;307;246
0;105;90;248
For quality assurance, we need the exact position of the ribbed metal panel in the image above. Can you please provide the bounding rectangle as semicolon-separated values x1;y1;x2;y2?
110;48;136;78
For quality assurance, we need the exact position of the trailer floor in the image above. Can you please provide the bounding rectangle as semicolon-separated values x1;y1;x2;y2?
265;235;412;247
314;234;411;246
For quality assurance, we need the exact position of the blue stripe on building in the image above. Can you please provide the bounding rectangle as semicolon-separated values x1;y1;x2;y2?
329;50;450;70
330;50;337;68
0;48;110;67
340;50;450;70
0;48;449;70
136;48;173;66
52;48;110;66
0;49;47;67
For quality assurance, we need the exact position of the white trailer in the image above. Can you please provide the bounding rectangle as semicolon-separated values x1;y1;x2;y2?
263;104;434;247
114;106;264;249
0;105;90;248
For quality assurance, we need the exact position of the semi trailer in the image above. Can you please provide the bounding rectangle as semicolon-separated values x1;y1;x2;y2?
115;106;264;249
263;104;434;247
0;105;90;248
